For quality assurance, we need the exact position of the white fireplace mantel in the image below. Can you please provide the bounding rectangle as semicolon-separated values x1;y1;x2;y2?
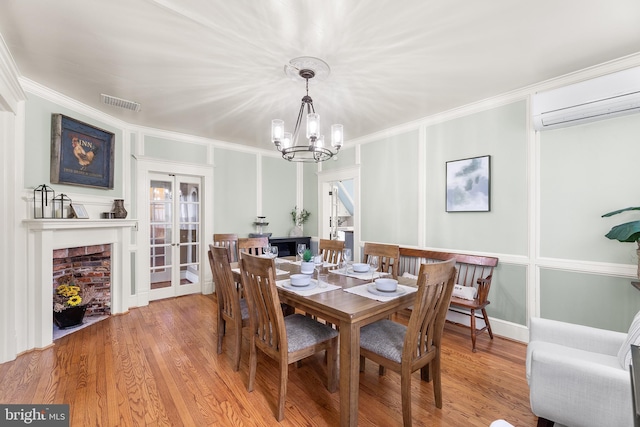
25;219;137;349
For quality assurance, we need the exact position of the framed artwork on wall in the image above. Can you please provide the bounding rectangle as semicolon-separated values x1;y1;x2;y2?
446;155;491;212
50;114;115;189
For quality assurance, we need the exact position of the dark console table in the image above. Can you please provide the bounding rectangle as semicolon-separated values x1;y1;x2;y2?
269;236;311;258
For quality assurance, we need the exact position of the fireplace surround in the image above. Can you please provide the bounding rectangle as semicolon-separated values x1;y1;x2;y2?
25;219;136;348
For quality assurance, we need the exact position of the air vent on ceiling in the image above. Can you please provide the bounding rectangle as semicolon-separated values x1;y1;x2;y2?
101;94;141;112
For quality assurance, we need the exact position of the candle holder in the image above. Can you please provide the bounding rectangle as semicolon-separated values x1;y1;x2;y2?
33;184;56;219
52;193;73;219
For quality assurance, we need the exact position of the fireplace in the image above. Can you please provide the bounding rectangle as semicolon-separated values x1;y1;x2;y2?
53;244;112;317
26;219;136;348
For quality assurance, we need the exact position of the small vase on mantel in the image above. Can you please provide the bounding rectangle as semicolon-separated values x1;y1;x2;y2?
112;199;128;219
289;225;303;237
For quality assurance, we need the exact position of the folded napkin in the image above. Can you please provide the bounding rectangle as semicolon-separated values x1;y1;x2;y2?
343;283;417;302
276;279;340;296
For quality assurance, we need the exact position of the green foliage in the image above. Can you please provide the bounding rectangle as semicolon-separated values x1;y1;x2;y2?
602;206;640;243
303;249;312;262
291;206;311;226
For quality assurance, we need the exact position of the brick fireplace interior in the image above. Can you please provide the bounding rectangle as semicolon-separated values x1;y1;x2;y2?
53;244;112;318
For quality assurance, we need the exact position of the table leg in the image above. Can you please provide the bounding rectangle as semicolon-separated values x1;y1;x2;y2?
340;322;360;427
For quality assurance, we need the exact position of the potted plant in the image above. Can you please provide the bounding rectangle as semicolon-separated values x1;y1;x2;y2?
602;206;640;278
53;275;97;329
289;206;311;237
300;249;315;274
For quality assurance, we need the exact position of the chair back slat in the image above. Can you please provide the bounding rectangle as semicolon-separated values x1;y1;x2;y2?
319;239;345;264
363;242;400;279
405;259;456;366
208;245;242;320
239;253;287;357
213;233;239;263
238;237;269;258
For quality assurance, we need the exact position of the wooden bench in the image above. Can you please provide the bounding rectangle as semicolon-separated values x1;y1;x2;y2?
397;247;499;352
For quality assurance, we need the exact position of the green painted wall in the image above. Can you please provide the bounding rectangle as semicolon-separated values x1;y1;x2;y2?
540;114;640;264
144;136;208;164
213;147;256;236
322;146;356;171
424;101;529;255
262;156;296;237
540;268;640;332
487;263;527;325
24;92;123;197
361;130;420;245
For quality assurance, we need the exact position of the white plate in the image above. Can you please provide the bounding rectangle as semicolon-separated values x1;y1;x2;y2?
367;284;406;297
283;281;318;291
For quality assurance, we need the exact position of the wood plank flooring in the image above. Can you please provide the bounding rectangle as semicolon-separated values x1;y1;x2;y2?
0;294;537;426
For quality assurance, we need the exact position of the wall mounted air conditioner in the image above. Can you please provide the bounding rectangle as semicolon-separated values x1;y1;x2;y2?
532;66;640;130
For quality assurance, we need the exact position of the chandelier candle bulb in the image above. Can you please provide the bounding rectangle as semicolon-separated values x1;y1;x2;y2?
272;119;284;145
331;124;343;148
306;113;320;139
282;132;292;149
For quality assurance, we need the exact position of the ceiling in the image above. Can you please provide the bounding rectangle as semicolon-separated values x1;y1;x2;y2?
1;0;640;151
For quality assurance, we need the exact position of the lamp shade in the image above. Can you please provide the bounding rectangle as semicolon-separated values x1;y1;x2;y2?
272;119;284;144
282;132;292;149
331;124;343;148
306;113;320;139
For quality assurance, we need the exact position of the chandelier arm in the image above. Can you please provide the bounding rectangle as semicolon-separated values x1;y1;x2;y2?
293;100;306;144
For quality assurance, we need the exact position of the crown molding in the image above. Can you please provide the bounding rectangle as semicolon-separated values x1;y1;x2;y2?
0;35;26;113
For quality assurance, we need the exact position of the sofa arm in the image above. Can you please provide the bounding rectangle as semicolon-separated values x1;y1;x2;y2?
530;317;626;356
528;348;632;427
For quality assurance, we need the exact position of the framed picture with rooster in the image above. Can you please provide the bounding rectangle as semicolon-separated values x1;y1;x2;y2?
50;114;115;189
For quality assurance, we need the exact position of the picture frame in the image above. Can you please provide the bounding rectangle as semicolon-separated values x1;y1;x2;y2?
446;155;491;212
50;114;115;189
69;204;89;219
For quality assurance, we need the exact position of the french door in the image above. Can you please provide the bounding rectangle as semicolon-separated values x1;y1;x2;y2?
148;173;202;300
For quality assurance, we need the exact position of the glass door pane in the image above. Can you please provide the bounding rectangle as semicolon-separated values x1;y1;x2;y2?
177;180;200;288
150;179;173;290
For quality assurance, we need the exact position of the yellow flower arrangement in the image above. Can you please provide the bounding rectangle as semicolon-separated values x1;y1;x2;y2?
53;276;96;313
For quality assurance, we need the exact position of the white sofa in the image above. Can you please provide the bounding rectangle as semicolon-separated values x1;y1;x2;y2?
526;317;633;427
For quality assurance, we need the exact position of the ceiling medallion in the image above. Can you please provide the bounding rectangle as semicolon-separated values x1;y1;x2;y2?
271;57;343;163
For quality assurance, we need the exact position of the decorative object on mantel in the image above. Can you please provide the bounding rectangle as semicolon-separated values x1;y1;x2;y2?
69;204;89;219
53;275;97;329
271;56;343;162
602;206;640;278
290;206;310;237
52;193;72;219
50;114;115;189
112;199;127;218
249;216;272;238
33;184;55;219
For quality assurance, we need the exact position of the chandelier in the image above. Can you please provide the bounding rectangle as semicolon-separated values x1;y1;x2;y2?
271;57;343;162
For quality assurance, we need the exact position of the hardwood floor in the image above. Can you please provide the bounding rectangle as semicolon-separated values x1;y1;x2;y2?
0;294;537;426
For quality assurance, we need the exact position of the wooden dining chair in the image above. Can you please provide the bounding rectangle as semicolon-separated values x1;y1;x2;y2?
237;236;269;258
213;233;239;263
359;258;456;427
319;238;344;264
208;244;249;371
239;253;338;421
363;242;400;278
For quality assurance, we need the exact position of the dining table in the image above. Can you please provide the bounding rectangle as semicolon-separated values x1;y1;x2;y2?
232;256;418;427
